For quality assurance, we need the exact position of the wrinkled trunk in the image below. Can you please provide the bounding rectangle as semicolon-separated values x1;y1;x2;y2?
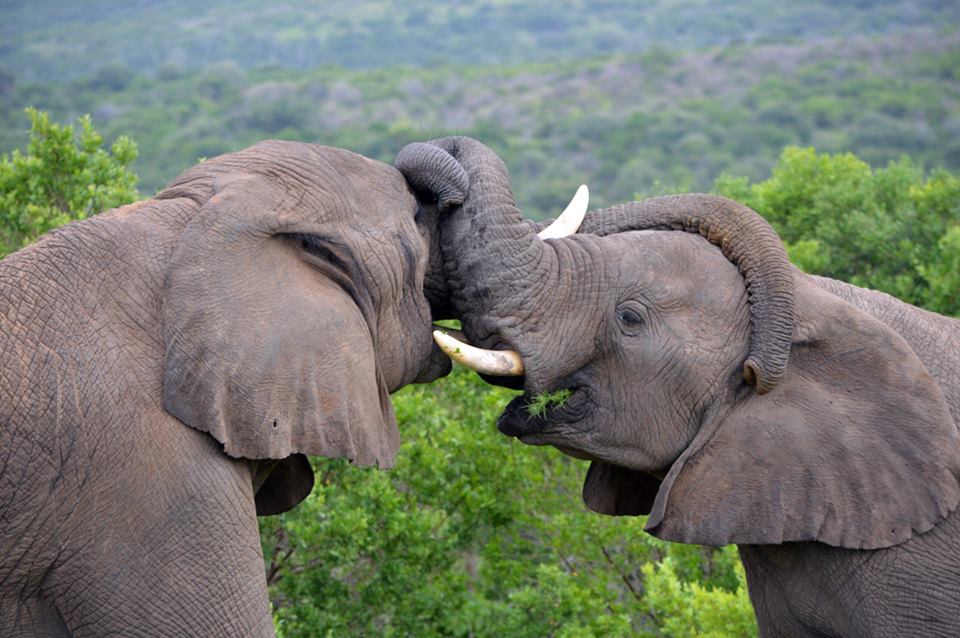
397;137;556;350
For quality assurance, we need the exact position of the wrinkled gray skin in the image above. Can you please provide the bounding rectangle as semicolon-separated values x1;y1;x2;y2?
0;140;453;637
397;137;960;637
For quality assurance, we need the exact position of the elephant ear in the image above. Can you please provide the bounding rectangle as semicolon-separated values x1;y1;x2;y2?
254;455;315;516
582;462;661;517
640;277;960;549
162;173;398;515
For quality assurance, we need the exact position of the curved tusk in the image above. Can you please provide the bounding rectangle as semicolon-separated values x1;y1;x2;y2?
537;184;589;239
433;330;524;376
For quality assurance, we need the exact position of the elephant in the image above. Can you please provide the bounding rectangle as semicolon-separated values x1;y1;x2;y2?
396;136;960;637
0;140;462;636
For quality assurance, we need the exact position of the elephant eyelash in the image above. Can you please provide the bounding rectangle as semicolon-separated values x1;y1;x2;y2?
615;301;649;336
288;233;354;277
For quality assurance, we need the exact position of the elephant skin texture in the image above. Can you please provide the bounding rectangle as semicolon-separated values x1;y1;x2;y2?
0;140;452;636
397;136;960;638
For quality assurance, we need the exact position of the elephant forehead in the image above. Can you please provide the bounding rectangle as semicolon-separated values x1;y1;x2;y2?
300;154;415;237
608;231;744;303
304;144;411;203
207;151;415;236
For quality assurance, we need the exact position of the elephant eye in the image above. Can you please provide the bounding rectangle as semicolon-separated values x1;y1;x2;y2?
616;303;647;335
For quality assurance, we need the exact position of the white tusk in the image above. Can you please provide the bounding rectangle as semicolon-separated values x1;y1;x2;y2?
433;330;524;376
537;184;589;239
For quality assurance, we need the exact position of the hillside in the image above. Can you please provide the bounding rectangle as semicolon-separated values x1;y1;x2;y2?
2;0;957;81
2;27;957;218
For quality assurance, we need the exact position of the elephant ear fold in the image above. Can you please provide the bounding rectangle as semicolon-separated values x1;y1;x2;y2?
255;455;315;516
162;174;399;515
645;278;960;549
582;461;662;516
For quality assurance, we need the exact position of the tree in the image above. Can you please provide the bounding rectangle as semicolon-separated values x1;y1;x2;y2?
714;147;960;316
263;368;755;637
0;108;138;257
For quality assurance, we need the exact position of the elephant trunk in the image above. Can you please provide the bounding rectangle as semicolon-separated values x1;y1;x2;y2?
397;137;555;355
577;195;795;393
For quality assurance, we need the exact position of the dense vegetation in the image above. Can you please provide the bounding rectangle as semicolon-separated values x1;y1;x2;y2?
4;1;957;82
0;109;137;257
1;19;959;216
263;370;756;638
715;148;960;315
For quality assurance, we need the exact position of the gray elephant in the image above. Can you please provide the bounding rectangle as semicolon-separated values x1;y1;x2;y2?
0;140;463;636
397;137;960;637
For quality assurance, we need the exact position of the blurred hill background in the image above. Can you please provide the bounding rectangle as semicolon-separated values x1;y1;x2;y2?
1;0;958;216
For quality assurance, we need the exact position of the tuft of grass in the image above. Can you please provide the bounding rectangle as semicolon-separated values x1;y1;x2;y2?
526;388;573;419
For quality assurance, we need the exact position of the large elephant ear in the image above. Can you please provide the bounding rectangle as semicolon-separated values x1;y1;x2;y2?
161;172;398;515
638;277;960;549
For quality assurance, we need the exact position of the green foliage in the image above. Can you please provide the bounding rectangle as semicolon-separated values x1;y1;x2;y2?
0;108;138;257
642;556;757;638
713;147;960;315
2;26;958;207
4;1;957;82
526;388;573;418
262;369;755;637
919;225;960;316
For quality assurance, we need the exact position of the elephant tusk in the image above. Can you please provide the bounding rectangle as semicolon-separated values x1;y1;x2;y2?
537;185;589;239
433;330;525;376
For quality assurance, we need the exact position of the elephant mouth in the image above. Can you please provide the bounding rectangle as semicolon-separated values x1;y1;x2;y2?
497;386;591;439
414;339;454;384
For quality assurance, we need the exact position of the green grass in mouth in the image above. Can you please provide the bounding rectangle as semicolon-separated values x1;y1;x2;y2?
526;388;573;419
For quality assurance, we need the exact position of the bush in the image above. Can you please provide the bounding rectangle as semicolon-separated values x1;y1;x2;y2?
263;369;755;637
0;108;138;257
714;147;960;315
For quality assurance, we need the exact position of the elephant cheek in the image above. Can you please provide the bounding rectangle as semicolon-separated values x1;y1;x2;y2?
381;290;447;389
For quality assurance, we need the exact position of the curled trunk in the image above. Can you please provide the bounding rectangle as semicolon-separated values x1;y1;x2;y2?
397;137;552;351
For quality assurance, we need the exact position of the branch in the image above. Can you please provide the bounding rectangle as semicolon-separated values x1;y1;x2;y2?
600;545;642;601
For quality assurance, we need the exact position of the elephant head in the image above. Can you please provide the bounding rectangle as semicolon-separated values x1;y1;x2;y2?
156;140;457;513
0;142;468;636
0;139;469;635
396;136;960;551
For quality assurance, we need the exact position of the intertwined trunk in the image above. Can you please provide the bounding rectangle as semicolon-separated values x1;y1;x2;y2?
398;137;556;348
